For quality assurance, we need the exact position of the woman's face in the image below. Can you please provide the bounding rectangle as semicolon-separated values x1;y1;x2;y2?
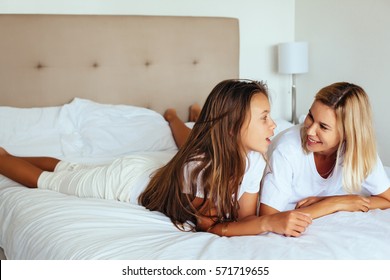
304;100;341;156
240;93;276;154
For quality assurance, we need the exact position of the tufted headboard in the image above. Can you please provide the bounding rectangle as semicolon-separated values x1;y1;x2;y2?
0;14;239;120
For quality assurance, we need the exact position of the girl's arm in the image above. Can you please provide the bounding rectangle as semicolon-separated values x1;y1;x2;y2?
206;210;311;237
197;193;312;237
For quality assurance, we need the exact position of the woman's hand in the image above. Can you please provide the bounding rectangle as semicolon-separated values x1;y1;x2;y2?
296;196;326;209
325;195;371;212
296;195;371;214
262;211;312;237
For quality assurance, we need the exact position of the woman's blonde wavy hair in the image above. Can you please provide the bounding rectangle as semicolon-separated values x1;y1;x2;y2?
139;79;269;231
301;82;377;193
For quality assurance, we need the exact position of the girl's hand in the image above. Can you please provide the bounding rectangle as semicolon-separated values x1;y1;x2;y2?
195;205;218;232
196;213;217;232
264;211;312;237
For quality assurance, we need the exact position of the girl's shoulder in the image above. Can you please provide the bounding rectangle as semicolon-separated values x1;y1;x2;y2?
247;151;266;168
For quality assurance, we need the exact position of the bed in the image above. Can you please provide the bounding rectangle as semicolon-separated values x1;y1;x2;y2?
1;14;390;260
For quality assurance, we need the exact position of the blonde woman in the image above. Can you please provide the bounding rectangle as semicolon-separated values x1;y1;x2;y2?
260;82;390;219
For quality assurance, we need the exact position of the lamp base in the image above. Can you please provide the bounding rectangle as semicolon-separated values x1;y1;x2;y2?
291;75;298;125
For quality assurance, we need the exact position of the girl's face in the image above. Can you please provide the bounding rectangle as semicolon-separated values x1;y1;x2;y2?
303;100;341;156
240;93;276;154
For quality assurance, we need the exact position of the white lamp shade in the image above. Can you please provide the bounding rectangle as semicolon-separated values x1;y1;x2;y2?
278;42;308;74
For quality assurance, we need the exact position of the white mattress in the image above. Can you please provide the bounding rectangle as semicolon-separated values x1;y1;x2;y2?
1;100;390;260
1;159;390;260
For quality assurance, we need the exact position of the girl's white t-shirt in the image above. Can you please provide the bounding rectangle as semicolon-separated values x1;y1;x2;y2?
261;125;390;211
183;151;266;200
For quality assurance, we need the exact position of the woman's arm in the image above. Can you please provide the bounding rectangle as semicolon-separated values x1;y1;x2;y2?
259;194;359;221
294;187;390;219
295;195;372;219
370;188;390;209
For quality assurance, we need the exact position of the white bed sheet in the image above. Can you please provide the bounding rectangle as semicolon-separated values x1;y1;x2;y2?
1;153;390;260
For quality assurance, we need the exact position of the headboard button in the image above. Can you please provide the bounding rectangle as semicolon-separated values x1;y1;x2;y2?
36;63;44;69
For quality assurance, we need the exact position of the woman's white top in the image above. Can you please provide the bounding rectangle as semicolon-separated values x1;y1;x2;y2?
261;125;390;211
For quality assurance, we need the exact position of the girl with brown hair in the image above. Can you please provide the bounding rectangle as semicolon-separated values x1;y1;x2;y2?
0;79;312;237
139;79;312;236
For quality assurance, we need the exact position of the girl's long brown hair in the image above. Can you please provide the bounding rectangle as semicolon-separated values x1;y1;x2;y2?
139;79;269;231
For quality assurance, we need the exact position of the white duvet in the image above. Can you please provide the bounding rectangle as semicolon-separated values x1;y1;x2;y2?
1;175;390;260
1;98;390;260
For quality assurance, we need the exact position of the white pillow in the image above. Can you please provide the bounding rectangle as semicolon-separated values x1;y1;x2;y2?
0;105;72;157
59;98;177;157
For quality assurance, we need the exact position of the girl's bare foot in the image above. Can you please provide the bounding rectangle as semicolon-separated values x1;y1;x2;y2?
163;108;178;123
189;103;201;122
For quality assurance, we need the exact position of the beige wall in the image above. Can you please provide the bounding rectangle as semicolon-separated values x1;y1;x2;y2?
4;0;388;164
296;0;390;165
